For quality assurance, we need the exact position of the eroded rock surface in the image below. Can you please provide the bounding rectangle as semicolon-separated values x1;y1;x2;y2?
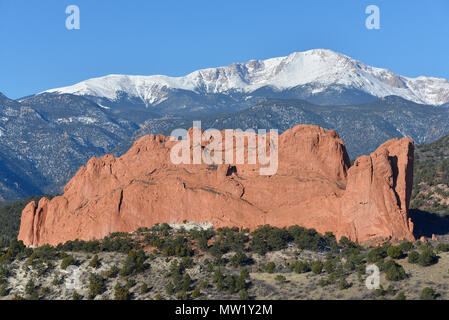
18;125;415;246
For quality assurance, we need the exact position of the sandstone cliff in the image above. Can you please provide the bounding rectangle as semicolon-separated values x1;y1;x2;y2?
18;125;415;246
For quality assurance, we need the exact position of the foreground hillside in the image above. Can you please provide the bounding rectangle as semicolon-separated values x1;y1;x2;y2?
1;224;449;300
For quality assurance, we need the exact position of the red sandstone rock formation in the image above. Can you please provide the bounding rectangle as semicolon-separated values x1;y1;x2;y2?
18;125;415;246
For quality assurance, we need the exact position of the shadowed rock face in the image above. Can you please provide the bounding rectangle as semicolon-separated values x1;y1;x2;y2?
18;125;415;246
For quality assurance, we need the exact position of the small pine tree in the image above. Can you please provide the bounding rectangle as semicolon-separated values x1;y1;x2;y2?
265;262;276;273
165;282;175;295
140;283;149;294
387;246;403;259
311;261;323;274
339;278;352;290
420;287;436;300
60;255;77;270
191;288;201;298
275;275;286;283
72;291;82;300
0;284;9;296
240;268;250;279
114;286;131;300
418;249;438;267
395;292;406;300
407;251;419;264
88;255;100;268
239;289;249;300
182;274;192;292
25;279;35;295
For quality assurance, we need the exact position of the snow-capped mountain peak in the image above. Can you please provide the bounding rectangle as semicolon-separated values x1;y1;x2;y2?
44;49;449;106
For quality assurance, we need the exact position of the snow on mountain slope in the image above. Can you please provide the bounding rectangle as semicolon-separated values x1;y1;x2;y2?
44;49;449;106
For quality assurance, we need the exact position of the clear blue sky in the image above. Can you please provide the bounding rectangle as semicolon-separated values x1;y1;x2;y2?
1;0;448;99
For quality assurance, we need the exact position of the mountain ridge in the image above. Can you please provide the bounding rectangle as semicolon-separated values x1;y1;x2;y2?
111;95;449;160
42;49;449;108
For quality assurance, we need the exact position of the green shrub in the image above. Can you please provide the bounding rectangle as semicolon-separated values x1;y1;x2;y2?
0;284;9;296
367;247;387;263
240;268;250;279
293;261;310;274
324;259;337;273
230;251;252;267
52;274;63;286
199;280;208;289
72;291;82;300
120;250;148;276
345;253;364;271
408;251;419;264
311;261;323;274
88;273;105;299
105;265;119;278
418;249;438;266
265;262;276;273
180;256;194;269
165;282;175;295
395;292;406;300
206;262;214;273
420;287;437;300
114;286;131;300
385;261;407;281
374;285;386;297
294;228;326;251
338;278;352;290
418;243;431;251
157;235;194;257
236;275;247;291
140;283;149;294
387;246;403;259
399;241;414;252
385;284;396;296
182;274;192;292
60;255;77;270
191;288;201;298
125;279;136;289
175;290;187;300
25;279;36;295
88;255;100;268
275;275;286;283
239;289;249;300
318;278;330;287
40;287;50;296
435;243;449;253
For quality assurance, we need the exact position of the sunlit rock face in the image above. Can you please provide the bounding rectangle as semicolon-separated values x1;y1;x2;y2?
18;124;415;246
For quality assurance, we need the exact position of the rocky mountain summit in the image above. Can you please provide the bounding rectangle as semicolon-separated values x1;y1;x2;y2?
44;49;449;109
18;125;415;246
